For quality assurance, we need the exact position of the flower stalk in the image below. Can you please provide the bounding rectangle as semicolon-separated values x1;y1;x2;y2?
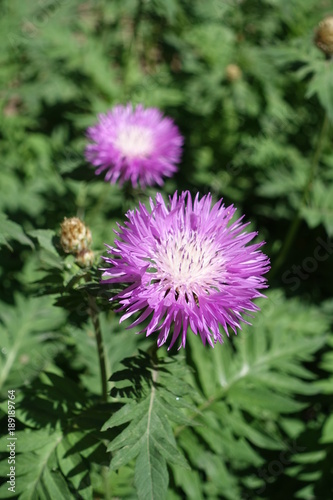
60;217;108;401
86;290;108;402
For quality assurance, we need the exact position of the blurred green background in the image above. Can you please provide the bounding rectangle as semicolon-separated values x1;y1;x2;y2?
1;1;333;499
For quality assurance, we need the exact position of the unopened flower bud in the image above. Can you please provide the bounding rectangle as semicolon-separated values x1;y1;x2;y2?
60;217;92;254
315;16;333;57
226;64;242;82
76;249;95;268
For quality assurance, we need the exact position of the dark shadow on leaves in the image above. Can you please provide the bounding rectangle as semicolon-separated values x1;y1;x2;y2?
109;349;170;399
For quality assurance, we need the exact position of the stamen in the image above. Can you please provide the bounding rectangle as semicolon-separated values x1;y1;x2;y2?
151;230;226;303
115;125;153;158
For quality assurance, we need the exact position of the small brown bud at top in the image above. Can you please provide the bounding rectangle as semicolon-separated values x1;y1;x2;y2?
4;95;22;117
76;249;95;268
226;64;242;82
315;16;333;57
60;217;92;255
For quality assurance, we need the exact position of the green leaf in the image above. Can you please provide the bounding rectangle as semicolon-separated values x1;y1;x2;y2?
102;401;139;430
320;414;333;444
103;354;191;498
227;385;306;413
172;290;328;497
0;372;108;500
0;213;33;250
135;444;168;500
0;295;66;394
171;464;204;500
41;468;73;500
56;433;93;499
301;180;333;236
28;229;58;255
307;62;333;123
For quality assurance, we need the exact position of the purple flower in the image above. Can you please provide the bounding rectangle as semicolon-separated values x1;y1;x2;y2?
102;191;270;349
85;104;183;188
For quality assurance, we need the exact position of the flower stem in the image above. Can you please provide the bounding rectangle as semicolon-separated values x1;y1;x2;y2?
124;0;143;94
87;292;108;402
270;113;330;279
102;464;111;500
147;341;159;364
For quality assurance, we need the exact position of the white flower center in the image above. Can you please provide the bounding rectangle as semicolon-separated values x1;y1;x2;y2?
150;231;225;302
115;125;153;158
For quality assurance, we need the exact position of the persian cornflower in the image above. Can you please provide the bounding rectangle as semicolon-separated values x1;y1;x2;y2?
102;191;270;349
85;104;183;188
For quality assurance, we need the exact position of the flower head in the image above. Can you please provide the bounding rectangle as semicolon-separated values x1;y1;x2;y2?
315;16;333;57
60;217;92;254
85;104;183;188
60;217;95;267
102;192;270;349
226;63;242;82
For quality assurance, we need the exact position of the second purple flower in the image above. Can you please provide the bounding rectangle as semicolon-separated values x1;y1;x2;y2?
85;104;183;188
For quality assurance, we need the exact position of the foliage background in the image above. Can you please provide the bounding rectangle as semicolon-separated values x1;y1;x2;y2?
0;0;333;499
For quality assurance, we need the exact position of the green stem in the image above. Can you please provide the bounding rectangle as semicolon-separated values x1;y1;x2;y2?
102;464;111;500
132;0;143;46
124;0;143;93
87;292;108;402
270;113;330;279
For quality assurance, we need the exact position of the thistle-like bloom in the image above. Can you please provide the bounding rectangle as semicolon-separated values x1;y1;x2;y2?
85;104;183;188
102;192;270;349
